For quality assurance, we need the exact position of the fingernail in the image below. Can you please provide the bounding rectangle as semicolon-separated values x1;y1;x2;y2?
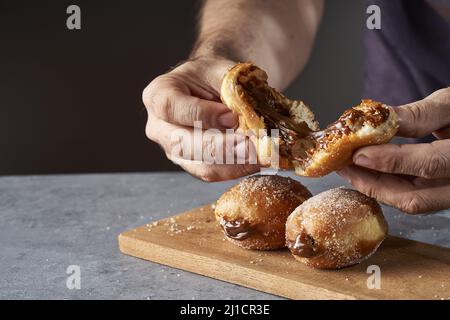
353;154;372;168
218;112;237;128
337;167;352;183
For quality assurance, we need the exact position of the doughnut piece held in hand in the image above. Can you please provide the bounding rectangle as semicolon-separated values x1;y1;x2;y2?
215;175;312;250
286;188;388;269
220;62;398;177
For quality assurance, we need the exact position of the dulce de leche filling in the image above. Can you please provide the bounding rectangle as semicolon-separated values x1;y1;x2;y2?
312;101;390;150
286;233;322;258
219;218;254;240
237;67;390;166
238;75;314;162
219;217;275;241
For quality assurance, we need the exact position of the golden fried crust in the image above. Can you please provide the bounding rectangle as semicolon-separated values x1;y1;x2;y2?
286;188;388;269
220;62;267;132
215;175;312;250
220;62;319;170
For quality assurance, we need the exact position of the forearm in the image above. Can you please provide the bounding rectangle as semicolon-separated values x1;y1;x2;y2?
191;0;324;89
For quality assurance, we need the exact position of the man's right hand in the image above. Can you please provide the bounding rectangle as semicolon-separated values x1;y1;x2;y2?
142;57;260;182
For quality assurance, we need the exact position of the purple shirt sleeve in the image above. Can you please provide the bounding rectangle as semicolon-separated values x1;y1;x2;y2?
363;0;450;106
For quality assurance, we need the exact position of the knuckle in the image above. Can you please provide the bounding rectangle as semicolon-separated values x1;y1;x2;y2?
142;76;174;122
404;103;425;137
419;158;440;179
145;123;153;140
419;148;448;178
400;195;426;214
155;94;173;122
142;85;152;107
199;174;219;183
145;118;156;141
429;87;450;103
187;97;202;123
142;76;163;107
360;173;383;200
377;146;402;173
142;85;151;107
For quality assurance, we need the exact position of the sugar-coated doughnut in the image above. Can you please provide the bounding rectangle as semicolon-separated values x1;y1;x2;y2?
285;188;388;269
220;62;398;177
215;175;312;250
294;100;398;177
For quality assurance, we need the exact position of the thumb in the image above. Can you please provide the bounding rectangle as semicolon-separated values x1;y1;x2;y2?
395;88;450;138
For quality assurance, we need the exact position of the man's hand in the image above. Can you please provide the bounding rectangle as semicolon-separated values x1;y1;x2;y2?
143;57;261;182
338;88;450;214
143;0;323;182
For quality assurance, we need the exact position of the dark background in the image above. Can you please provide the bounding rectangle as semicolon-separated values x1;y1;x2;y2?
0;0;363;175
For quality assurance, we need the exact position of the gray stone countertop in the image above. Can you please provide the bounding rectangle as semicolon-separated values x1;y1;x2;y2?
0;172;449;300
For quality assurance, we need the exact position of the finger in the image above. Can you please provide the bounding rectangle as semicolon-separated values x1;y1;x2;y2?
146;111;261;174
167;154;261;182
337;165;415;209
337;165;450;214
433;126;450;140
395;88;450;138
143;75;237;129
147;111;261;181
353;140;450;178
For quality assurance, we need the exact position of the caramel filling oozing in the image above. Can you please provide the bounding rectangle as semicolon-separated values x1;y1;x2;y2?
239;76;313;162
237;67;390;165
312;101;390;150
219;217;277;241
287;233;321;258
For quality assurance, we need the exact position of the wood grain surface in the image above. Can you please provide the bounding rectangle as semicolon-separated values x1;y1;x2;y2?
118;204;450;300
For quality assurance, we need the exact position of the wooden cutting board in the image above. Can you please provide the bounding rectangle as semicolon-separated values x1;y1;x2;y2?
118;204;450;300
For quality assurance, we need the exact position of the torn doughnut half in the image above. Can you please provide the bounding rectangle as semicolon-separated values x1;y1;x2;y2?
220;62;398;177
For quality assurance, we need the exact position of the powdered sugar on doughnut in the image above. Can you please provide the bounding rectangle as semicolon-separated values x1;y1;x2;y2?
286;187;388;269
238;175;311;207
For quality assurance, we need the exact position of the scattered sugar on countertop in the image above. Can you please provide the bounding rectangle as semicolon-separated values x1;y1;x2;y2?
162;216;204;235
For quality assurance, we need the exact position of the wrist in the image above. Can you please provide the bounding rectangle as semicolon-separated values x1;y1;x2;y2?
189;37;242;64
168;55;236;95
187;53;237;70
